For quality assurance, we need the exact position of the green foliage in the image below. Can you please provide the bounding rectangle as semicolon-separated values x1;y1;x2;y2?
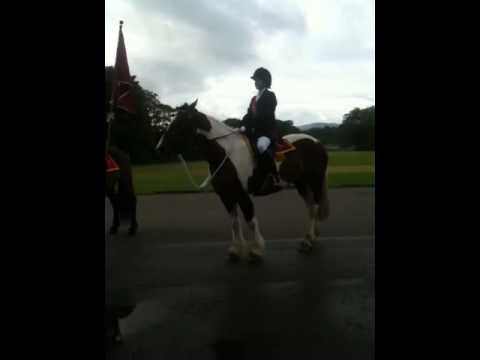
223;118;301;137
224;118;242;128
106;65;375;163
276;119;301;137
131;151;375;194
105;66;173;164
302;106;375;150
305;126;339;145
337;106;375;150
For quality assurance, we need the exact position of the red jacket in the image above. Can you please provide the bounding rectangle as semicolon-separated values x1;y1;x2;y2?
106;154;120;172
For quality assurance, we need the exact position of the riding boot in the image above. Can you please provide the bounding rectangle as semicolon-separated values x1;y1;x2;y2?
261;150;282;193
248;164;267;194
266;149;280;184
249;150;281;195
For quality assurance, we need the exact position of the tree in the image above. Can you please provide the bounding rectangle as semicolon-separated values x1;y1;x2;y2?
305;126;339;145
276;120;301;137
224;118;242;128
144;90;174;128
222;118;301;138
105;66;176;164
337;106;375;150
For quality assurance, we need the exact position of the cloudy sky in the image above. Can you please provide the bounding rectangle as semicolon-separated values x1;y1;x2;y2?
105;0;374;126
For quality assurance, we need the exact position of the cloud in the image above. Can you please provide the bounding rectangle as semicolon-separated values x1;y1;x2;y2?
106;0;374;125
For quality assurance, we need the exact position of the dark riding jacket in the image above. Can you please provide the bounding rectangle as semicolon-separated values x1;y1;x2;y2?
241;89;278;141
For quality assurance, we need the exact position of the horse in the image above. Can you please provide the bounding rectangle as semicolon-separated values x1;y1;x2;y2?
106;146;138;236
156;100;329;261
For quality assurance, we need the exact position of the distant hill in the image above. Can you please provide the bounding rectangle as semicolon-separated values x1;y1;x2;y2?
298;122;340;131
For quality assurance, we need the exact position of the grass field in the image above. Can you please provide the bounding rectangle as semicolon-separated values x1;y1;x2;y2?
132;151;375;195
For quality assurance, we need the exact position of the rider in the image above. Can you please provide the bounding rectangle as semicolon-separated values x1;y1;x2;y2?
240;67;280;194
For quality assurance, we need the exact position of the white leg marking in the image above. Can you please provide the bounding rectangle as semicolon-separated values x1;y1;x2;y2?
302;186;316;242
308;204;320;241
229;207;245;256
297;187;317;253
246;217;265;256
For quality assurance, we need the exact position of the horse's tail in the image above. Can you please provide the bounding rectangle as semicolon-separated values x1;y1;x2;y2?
316;142;330;221
317;168;330;221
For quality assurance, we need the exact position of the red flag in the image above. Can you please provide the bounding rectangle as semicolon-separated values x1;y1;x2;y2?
112;21;136;114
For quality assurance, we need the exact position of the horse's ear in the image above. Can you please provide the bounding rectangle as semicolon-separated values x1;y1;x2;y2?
190;99;198;109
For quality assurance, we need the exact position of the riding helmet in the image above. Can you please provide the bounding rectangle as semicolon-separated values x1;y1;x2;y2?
250;67;272;88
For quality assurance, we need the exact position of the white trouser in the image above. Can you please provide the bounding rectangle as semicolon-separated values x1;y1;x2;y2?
256;136;271;154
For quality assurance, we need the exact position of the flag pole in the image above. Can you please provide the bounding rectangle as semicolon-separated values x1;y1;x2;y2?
106;20;124;155
106;100;114;156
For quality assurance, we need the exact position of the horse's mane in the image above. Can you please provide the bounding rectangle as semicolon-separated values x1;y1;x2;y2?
206;114;235;131
175;104;237;138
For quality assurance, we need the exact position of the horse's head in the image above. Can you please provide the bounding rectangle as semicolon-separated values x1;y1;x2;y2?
156;99;212;154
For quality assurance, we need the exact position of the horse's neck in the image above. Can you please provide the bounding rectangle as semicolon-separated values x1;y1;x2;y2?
196;116;251;168
201;116;234;139
195;135;227;168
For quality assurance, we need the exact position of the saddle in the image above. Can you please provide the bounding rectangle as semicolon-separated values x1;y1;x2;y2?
241;135;296;162
275;138;296;161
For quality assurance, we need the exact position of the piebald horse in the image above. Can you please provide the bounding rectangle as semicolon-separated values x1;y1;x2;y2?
157;100;329;262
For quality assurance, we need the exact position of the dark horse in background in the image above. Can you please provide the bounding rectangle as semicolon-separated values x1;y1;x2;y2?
157;100;329;262
106;146;138;236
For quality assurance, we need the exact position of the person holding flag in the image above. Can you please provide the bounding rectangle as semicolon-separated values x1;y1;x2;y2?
106;20;136;176
105;20;137;351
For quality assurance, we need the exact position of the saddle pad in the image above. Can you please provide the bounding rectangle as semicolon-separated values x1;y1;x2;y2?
241;135;296;162
106;154;120;173
275;139;296;161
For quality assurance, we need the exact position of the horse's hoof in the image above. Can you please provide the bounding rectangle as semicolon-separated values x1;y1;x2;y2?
298;240;313;254
247;252;263;264
109;227;119;235
105;330;123;352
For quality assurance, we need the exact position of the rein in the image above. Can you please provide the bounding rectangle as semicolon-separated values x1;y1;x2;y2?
178;129;240;190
